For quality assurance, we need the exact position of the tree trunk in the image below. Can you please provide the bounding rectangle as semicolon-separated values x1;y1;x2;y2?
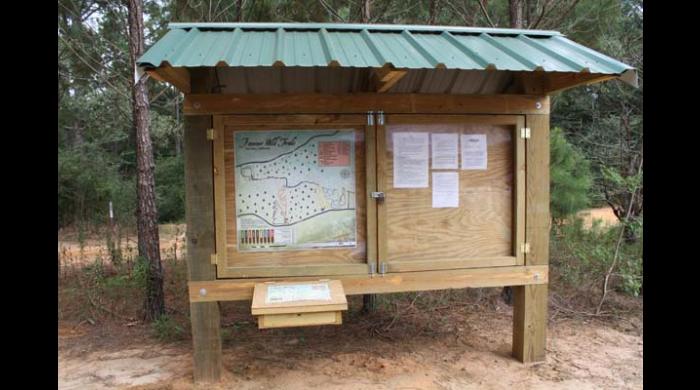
428;0;440;25
128;0;165;321
509;0;524;28
236;0;243;22
361;0;371;23
175;94;182;156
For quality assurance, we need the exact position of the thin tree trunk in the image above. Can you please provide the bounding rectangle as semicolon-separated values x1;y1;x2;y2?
128;0;165;321
175;94;182;156
361;0;371;23
236;0;243;22
509;0;524;28
428;0;440;25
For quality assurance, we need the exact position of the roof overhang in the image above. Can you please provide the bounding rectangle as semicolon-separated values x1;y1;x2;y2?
137;22;637;94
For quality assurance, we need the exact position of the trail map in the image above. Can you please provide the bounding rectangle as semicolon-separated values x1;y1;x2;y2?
234;130;357;252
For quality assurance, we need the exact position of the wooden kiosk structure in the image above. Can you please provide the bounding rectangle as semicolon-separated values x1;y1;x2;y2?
137;22;636;382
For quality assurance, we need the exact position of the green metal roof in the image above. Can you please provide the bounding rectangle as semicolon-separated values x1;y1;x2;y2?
138;23;636;85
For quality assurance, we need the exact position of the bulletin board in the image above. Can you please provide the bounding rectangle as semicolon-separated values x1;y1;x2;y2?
213;115;371;278
377;115;526;272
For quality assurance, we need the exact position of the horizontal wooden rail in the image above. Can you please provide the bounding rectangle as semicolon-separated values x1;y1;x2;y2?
189;265;548;302
184;93;549;115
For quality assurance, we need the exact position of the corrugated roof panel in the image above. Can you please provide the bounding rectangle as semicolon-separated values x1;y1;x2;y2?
332;31;382;67
411;33;481;69
139;28;186;65
374;32;434;68
490;35;581;72
450;34;530;71
544;35;628;74
138;22;636;86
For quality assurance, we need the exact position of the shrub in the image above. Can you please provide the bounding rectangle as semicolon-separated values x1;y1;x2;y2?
551;217;643;299
152;314;185;342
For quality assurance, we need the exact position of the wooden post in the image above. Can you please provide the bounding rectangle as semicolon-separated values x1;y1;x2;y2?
185;114;222;382
513;114;549;362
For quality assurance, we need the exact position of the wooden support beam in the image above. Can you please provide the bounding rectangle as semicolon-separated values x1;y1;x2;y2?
515;71;620;95
525;115;550;266
184;115;222;383
544;73;617;94
512;113;550;363
512;284;548;362
147;65;191;93
188;265;548;302
184;93;550;115
371;66;408;93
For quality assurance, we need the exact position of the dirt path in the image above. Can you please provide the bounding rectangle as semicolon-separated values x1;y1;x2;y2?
58;309;642;390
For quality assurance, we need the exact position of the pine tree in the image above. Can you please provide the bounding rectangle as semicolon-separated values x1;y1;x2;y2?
550;127;593;221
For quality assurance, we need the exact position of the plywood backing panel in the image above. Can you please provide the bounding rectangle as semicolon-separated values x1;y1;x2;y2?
378;115;524;271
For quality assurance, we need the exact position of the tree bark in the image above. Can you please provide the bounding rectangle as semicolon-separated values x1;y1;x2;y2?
128;0;165;321
509;0;524;28
361;0;371;23
236;0;243;22
428;0;440;25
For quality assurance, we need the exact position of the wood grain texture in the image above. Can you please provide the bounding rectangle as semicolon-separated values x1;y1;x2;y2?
525;115;550;266
512;284;548;362
515;116;526;265
379;115;522;269
184;115;222;382
258;311;342;329
184;94;550;115
365;122;378;269
386;257;515;273
216;115;369;277
512;114;549;364
148;65;191;93
213;116;226;266
189;265;548;302
218;263;369;278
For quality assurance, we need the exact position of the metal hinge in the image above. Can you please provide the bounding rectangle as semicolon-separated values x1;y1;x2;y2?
521;243;531;254
369;263;376;277
210;253;218;264
367;111;375;125
520;127;531;139
207;128;215;140
377;111;385;125
370;191;385;200
379;262;387;276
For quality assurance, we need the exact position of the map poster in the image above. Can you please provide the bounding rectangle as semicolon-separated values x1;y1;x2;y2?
234;130;357;252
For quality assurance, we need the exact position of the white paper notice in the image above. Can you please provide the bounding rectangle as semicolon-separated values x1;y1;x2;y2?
431;133;459;169
266;283;331;304
461;134;488;170
432;172;459;208
393;132;429;188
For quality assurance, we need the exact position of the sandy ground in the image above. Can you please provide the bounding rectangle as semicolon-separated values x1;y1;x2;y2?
58;208;640;389
58;303;642;390
577;207;619;229
58;223;186;268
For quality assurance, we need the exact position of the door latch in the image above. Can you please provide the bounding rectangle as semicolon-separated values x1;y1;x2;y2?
370;192;385;201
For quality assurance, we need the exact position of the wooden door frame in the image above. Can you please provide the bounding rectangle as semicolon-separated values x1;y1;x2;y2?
212;114;378;278
377;114;527;273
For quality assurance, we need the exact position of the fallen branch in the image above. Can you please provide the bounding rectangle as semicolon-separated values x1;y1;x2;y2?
87;294;133;321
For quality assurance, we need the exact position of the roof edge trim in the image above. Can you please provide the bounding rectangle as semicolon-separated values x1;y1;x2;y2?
167;22;563;37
